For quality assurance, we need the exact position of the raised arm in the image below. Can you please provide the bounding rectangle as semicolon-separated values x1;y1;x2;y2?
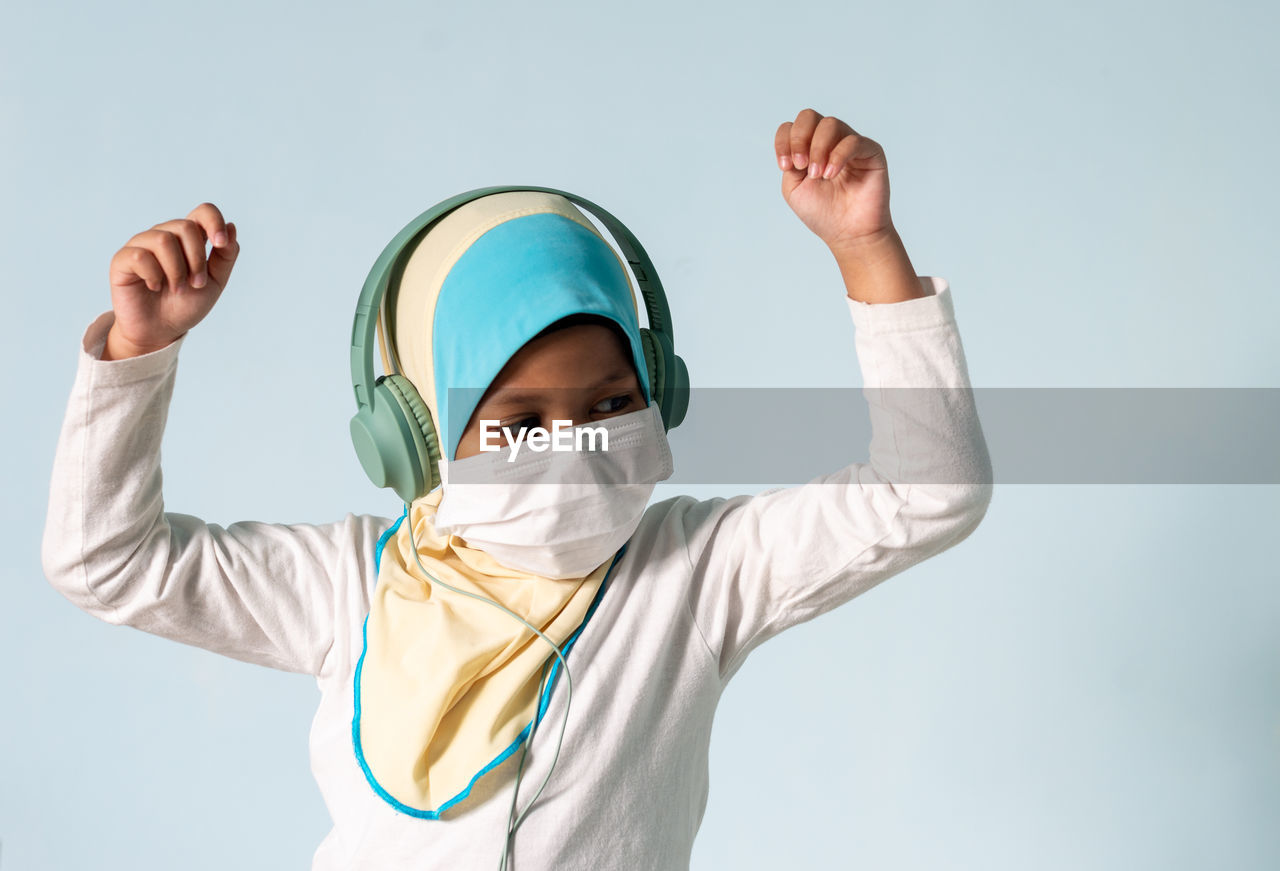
680;111;994;682
41;204;383;676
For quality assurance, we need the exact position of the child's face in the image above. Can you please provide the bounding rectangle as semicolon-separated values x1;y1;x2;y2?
453;324;645;460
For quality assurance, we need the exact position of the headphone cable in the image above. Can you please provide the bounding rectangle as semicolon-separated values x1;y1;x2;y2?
405;504;574;871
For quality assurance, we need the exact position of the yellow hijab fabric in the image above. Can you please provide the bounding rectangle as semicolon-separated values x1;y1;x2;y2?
354;192;640;816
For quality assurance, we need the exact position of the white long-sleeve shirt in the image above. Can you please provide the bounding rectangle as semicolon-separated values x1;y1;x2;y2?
42;276;992;871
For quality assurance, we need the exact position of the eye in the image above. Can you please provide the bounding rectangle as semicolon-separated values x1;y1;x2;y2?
593;394;633;415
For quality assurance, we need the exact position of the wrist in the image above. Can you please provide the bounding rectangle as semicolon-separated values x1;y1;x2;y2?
826;225;904;266
827;227;925;305
102;324;174;360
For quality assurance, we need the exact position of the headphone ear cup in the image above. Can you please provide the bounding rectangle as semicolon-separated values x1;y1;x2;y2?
640;328;664;419
348;374;439;506
668;353;690;428
381;374;441;497
642;327;683;430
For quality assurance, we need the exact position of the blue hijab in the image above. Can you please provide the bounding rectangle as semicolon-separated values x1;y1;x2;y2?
432;211;652;461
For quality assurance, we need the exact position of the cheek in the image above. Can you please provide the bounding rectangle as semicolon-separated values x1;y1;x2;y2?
453;425;479;461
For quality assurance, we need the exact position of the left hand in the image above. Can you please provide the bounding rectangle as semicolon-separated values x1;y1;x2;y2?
775;108;894;251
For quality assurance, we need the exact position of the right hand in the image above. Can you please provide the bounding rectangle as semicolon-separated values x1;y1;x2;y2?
104;202;240;358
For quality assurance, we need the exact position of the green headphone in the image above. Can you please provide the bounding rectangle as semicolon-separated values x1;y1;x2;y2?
349;185;691;506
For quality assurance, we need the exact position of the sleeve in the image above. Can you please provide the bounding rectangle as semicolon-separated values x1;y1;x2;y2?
679;277;994;683
40;310;371;677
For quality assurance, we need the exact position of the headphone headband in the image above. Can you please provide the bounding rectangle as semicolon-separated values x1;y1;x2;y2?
350;185;675;415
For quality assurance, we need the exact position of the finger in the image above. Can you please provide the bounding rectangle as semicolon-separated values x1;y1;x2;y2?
187;201;230;249
806;116;851;180
206;220;239;290
787;108;823;170
774;121;796;171
111;246;166;292
823;133;885;181
132;228;191;292
152;218;210;288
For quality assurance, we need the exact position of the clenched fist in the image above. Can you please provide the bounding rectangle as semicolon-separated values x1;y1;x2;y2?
774;108;893;252
103;202;239;360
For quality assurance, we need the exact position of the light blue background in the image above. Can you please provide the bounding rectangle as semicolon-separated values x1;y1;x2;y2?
3;0;1277;868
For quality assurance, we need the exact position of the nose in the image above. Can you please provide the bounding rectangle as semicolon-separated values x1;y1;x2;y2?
546;405;589;429
538;390;607;429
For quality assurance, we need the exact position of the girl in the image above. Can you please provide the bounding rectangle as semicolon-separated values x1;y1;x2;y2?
42;108;993;870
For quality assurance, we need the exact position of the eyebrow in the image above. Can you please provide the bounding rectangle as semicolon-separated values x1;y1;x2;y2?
482;369;636;408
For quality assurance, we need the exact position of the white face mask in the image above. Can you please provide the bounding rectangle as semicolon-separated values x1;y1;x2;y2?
429;401;674;579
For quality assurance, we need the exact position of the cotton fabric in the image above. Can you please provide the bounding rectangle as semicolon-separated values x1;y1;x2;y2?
356;484;615;815
42;276;992;870
358;190;662;814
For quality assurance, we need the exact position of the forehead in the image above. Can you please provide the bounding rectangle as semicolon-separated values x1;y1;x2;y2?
481;325;639;400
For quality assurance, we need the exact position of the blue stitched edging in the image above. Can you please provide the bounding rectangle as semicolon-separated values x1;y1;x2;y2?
372;505;408;575
351;508;625;819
